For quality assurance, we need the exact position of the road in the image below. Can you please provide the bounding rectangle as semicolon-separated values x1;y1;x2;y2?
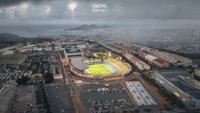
57;52;84;113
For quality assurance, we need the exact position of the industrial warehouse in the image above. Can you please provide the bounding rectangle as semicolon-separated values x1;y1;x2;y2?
152;70;200;109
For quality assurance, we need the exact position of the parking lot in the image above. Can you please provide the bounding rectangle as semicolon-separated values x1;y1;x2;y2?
0;68;17;93
45;84;75;113
78;83;134;112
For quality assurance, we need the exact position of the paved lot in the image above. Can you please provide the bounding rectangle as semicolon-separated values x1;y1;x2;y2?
45;84;75;113
79;83;134;112
0;83;16;113
13;85;36;113
0;53;27;65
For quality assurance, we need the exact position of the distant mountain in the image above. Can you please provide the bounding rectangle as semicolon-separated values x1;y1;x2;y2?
0;33;54;44
0;33;27;43
68;24;113;30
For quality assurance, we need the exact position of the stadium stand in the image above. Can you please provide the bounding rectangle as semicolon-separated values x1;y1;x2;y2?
83;59;102;64
105;58;130;75
103;62;118;75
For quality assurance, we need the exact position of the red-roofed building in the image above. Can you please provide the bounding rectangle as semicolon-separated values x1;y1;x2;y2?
153;58;169;68
132;50;147;58
53;74;63;79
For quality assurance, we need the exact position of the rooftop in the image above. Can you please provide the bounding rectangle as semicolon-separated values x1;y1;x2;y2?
171;81;200;99
154;59;165;64
155;70;200;100
71;57;88;71
146;55;157;59
156;70;189;79
65;48;81;53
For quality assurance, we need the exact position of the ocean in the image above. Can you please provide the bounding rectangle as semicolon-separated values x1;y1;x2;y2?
0;24;93;37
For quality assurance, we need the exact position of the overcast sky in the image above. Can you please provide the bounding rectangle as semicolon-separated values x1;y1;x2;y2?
0;0;200;25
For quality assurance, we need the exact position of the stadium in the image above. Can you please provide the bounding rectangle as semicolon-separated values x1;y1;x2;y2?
69;57;131;79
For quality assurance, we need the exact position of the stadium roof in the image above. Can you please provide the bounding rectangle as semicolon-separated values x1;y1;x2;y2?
71;57;88;71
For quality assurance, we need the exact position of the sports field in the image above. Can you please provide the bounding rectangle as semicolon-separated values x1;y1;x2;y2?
87;64;112;76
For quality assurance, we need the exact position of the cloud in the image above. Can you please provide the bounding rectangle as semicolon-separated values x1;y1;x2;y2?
45;6;51;13
0;0;200;24
68;2;78;12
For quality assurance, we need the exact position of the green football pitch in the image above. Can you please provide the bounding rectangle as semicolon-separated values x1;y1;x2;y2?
88;64;112;76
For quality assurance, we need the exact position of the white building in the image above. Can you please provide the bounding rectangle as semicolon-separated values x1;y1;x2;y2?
145;55;157;62
2;50;14;55
195;69;200;77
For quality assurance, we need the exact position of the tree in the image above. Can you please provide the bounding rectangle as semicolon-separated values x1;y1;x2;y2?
111;111;116;113
41;69;45;74
144;109;152;112
44;72;53;83
134;109;140;113
16;75;29;85
55;68;59;74
122;111;128;113
87;54;96;58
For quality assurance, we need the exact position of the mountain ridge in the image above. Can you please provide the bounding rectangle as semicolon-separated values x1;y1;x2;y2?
0;33;54;44
68;24;113;30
